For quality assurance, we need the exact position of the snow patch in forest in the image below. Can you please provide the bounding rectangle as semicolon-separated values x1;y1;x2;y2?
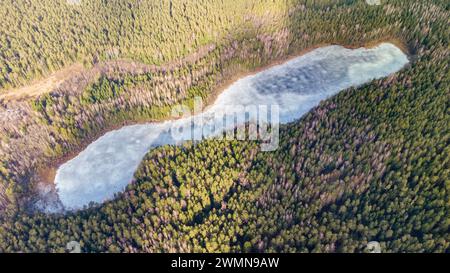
53;43;409;210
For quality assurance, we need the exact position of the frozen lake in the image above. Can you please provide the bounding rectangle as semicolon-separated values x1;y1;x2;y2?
54;43;409;210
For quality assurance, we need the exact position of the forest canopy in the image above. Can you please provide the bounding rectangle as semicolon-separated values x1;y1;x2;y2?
0;0;448;253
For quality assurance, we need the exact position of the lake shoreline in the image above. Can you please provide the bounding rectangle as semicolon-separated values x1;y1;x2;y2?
36;37;411;200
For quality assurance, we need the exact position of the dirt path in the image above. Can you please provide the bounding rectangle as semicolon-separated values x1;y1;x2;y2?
0;39;410;105
0;63;85;102
0;44;217;103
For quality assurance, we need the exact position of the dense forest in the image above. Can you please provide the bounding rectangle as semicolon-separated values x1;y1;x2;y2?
0;0;338;90
0;0;448;252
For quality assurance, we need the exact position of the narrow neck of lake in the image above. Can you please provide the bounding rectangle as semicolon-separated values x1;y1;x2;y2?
53;43;409;211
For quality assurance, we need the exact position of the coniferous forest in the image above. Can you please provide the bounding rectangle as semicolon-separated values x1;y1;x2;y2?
0;0;448;253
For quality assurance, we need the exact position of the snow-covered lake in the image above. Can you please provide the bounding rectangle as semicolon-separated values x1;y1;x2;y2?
54;43;409;210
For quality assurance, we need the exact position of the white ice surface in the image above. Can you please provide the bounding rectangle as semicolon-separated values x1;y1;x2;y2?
54;43;409;210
